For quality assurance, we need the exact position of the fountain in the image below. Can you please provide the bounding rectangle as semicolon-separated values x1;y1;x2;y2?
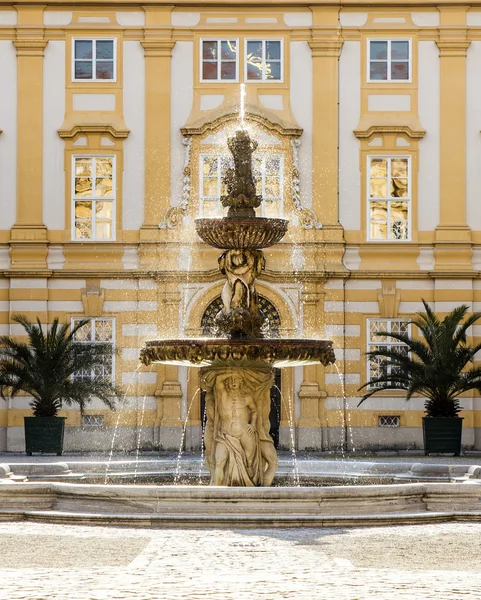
140;123;335;486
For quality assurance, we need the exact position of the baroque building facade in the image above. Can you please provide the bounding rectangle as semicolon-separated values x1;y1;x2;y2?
1;0;481;452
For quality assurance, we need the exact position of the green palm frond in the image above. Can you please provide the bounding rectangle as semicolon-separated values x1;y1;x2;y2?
0;314;122;417
358;300;481;417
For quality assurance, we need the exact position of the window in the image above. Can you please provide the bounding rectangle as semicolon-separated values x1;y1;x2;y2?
201;40;238;81
73;39;116;81
245;40;282;81
73;156;115;241
72;318;115;384
368;39;410;82
367;319;410;388
199;153;283;217
378;415;401;428
368;156;410;241
82;414;105;428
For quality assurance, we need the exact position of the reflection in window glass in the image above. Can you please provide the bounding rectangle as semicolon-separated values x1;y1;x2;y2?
201;40;237;81
368;157;410;241
73;157;114;241
74;39;115;81
368;319;410;388
246;40;282;81
369;39;409;81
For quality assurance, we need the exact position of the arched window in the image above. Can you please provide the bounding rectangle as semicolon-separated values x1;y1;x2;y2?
201;295;280;337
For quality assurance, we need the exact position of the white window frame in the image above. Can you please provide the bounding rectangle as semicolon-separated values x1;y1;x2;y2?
367;318;411;390
199;38;239;83
71;317;116;385
367;38;412;83
82;414;105;428
72;38;117;83
198;152;284;218
367;155;411;242
244;38;284;83
71;155;116;242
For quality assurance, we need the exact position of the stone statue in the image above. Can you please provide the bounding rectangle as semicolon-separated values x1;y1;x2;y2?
201;368;278;486
221;129;262;217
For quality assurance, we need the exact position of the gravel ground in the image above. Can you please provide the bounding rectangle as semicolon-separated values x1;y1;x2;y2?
1;521;481;599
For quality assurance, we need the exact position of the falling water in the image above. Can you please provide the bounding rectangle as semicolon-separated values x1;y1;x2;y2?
198;403;208;484
239;83;246;128
133;393;148;481
274;385;300;486
173;388;201;484
334;362;355;454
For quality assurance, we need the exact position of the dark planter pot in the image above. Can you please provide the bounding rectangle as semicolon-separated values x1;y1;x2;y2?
422;416;463;456
24;417;66;456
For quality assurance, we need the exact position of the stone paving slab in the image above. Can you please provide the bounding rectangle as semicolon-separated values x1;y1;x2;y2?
0;521;480;599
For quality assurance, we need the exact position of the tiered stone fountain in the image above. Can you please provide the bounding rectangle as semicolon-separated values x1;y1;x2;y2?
140;126;335;486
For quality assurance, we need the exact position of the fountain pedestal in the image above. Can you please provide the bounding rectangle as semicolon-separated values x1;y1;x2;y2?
201;367;278;486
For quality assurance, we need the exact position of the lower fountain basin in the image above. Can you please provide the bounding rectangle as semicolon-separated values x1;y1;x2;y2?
140;338;335;368
195;217;288;250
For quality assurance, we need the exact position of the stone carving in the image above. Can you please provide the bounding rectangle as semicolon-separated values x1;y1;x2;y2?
221;129;262;217
201;368;278;486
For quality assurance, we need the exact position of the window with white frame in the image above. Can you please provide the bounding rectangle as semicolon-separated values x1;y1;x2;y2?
368;156;410;241
82;414;105;428
73;39;116;81
72;318;115;384
368;39;410;82
73;156;115;241
199;153;283;218
378;415;401;428
201;40;238;81
245;40;282;81
367;319;410;388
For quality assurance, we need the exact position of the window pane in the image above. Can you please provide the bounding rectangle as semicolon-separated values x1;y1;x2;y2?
96;61;114;80
370;201;388;239
370;178;387;198
96;158;113;175
264;199;280;218
75;158;92;177
391;41;409;60
203;178;218;197
96;40;114;60
391;178;408;198
266;157;281;176
247;62;262;80
370;159;388;177
266;61;281;80
203;41;218;60
202;62;218;80
95;320;113;342
75;176;92;197
391;159;408;178
247;41;262;59
266;41;281;60
370;62;387;80
391;62;409;80
75;201;92;219
75;61;93;79
202;200;219;217
221;62;236;80
96;201;113;219
75;40;92;59
203;157;218;177
74;321;91;341
75;221;92;239
95;178;113;197
391;202;409;240
265;177;280;197
221;40;236;60
96;222;112;240
370;41;387;60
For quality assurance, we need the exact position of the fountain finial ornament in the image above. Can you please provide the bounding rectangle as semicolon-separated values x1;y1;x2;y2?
221;129;263;218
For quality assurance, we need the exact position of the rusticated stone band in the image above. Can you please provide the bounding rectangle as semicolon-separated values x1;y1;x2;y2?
140;338;336;369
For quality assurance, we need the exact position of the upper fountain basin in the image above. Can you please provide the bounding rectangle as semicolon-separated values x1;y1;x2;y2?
195;217;288;250
140;338;336;369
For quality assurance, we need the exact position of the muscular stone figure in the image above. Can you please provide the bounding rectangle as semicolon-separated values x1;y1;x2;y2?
213;373;261;486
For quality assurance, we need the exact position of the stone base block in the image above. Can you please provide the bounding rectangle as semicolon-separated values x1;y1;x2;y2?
297;427;323;451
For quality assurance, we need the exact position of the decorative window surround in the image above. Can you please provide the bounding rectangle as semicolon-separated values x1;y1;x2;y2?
72;38;116;82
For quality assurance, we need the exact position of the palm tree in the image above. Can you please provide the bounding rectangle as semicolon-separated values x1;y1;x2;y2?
359;300;481;418
0;314;121;417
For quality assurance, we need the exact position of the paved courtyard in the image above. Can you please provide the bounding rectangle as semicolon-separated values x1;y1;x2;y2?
0;521;480;599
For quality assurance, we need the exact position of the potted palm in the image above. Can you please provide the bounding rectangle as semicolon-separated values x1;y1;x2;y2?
0;314;121;455
359;301;481;455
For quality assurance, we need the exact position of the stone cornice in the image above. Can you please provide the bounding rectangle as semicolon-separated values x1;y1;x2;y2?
309;29;343;58
57;124;130;140
354;124;426;140
13;33;47;57
141;30;175;57
181;111;303;138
